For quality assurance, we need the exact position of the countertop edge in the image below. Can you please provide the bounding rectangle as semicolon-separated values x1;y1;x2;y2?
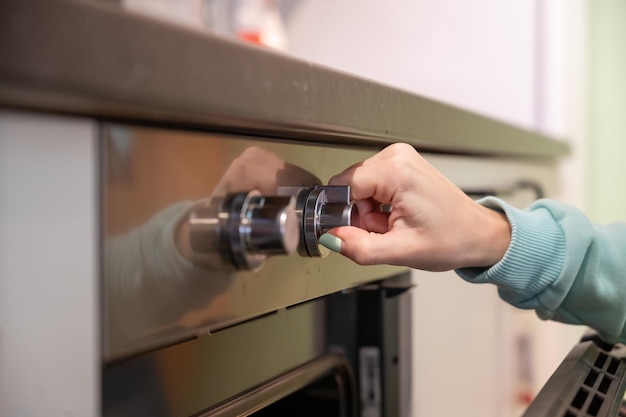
0;0;569;157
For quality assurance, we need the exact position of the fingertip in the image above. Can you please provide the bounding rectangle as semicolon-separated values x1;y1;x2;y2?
319;233;344;253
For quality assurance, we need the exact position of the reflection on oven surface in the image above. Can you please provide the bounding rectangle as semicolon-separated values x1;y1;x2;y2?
103;124;405;362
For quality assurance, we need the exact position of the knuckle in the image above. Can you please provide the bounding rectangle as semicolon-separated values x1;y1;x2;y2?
388;142;414;156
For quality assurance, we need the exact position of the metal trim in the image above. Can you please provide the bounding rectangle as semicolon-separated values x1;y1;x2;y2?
102;299;329;416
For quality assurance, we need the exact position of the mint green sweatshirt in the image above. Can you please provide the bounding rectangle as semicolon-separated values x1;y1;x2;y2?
457;197;626;344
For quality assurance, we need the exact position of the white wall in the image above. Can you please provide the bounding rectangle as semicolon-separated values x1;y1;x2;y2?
586;0;626;224
285;0;537;129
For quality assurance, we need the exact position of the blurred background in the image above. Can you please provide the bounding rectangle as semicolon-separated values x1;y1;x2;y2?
86;0;626;415
121;0;625;224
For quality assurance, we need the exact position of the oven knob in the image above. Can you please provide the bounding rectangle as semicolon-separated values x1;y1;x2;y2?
188;191;299;270
295;186;357;258
240;193;299;253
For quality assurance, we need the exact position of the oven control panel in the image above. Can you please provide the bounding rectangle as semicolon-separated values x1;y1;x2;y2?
102;126;408;361
187;186;357;270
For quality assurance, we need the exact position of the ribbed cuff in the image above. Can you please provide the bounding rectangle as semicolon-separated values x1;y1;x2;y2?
140;201;202;292
456;197;566;310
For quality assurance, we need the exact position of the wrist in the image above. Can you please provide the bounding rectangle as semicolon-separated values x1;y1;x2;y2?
465;205;511;268
485;208;512;266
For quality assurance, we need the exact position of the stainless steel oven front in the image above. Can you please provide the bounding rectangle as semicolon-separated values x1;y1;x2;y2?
101;123;411;417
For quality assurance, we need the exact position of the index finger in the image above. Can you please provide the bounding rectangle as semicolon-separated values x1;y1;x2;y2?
329;160;395;204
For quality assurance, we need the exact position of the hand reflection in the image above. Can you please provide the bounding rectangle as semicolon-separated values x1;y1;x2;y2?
213;146;320;195
175;146;320;266
105;146;320;347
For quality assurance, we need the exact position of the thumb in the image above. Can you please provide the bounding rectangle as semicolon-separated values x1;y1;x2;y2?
320;227;396;266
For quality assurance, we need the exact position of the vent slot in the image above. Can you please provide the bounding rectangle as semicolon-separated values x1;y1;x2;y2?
584;369;599;388
607;358;620;375
598;375;612;394
594;352;608;370
550;351;623;417
587;394;603;416
572;388;589;410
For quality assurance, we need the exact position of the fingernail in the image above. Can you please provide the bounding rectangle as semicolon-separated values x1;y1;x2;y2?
319;233;343;253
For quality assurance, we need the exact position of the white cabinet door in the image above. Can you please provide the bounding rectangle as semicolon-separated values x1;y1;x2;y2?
0;111;99;417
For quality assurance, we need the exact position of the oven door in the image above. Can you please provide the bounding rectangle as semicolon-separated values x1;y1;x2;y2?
102;273;411;417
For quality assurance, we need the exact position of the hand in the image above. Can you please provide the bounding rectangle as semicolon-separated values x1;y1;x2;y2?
212;146;321;196
325;143;511;271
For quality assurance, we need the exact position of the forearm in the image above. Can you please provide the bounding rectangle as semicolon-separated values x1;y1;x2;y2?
105;201;199;303
458;197;626;344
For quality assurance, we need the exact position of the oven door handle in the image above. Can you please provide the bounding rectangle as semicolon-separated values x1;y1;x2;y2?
197;354;357;417
463;180;545;200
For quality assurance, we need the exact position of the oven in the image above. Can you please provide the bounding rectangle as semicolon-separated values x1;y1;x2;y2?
6;1;620;417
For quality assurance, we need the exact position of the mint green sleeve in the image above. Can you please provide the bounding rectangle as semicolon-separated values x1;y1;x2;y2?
457;197;626;344
105;201;206;305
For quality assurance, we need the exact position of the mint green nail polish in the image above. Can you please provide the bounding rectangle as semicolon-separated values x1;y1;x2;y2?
319;233;343;253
